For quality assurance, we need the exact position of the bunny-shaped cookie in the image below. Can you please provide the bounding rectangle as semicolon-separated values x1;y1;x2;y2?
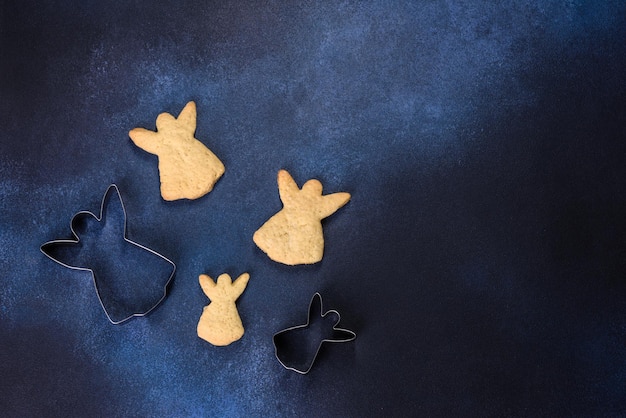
197;273;250;346
253;169;350;265
129;101;225;201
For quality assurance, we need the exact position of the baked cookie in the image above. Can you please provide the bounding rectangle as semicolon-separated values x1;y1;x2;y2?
129;101;225;201
253;169;350;265
197;272;250;346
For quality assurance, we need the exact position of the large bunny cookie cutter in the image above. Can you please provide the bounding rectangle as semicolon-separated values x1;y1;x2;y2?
41;184;176;324
273;293;356;374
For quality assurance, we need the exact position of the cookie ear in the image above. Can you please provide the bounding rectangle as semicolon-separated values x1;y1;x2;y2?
231;272;250;298
129;128;161;155
318;192;351;218
176;101;197;133
199;274;216;298
277;169;300;204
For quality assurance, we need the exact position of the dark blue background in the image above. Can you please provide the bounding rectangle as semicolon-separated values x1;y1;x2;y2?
1;1;626;416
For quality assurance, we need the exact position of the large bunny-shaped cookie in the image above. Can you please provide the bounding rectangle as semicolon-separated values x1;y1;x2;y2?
129;101;225;201
253;170;350;265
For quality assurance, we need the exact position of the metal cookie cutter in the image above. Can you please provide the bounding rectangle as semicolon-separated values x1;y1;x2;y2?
41;184;176;324
273;292;356;374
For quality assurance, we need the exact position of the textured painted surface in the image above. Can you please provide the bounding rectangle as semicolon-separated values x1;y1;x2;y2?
1;1;626;416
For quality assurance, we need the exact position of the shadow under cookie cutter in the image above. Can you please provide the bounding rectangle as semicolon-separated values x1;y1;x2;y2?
273;292;356;374
41;184;176;324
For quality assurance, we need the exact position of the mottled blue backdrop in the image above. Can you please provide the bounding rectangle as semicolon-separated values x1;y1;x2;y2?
1;1;626;416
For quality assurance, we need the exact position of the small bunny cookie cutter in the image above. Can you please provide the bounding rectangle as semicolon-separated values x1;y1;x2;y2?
41;184;176;324
273;292;356;374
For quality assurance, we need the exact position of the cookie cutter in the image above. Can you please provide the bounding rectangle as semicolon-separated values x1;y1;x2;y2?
273;292;356;374
41;184;176;324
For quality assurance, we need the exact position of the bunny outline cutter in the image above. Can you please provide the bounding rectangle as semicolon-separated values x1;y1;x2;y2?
273;292;356;374
41;184;176;324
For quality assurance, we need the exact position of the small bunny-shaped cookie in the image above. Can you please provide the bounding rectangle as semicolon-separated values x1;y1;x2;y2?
253;170;350;265
129;101;225;201
197;273;250;346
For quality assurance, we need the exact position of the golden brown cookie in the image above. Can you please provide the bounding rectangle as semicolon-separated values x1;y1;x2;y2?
253;169;350;265
129;101;225;201
197;272;250;346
